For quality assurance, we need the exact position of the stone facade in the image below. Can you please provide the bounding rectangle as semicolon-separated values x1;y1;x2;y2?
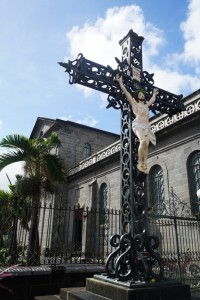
147;89;200;209
63;89;200;212
30;118;119;172
30;89;200;252
31;89;200;211
30;118;121;209
67;147;120;209
30;118;120;250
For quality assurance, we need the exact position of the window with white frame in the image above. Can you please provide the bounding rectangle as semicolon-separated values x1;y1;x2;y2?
187;151;200;214
99;183;108;225
149;165;165;210
83;143;91;159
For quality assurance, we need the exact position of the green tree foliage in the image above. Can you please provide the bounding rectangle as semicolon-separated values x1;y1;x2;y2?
0;132;67;265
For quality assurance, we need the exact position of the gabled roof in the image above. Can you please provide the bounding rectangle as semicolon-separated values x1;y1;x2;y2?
29;117;55;138
30;117;119;139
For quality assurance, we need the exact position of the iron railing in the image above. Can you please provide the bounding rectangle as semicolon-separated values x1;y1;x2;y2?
1;202;200;287
148;214;200;287
0;202;121;266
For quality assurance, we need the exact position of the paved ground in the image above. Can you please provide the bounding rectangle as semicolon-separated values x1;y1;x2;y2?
191;289;200;299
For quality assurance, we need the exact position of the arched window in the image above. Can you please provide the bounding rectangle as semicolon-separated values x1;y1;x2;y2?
83;143;91;159
187;151;200;214
149;165;165;208
99;183;108;225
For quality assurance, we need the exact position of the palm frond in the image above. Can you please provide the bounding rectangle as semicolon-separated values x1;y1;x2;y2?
0;135;27;149
15;175;41;198
43;153;66;183
0;190;9;204
0;135;37;156
33;132;61;153
45;132;62;148
0;150;26;171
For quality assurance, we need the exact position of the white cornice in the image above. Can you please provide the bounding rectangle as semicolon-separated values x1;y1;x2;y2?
68;141;120;177
68;92;200;177
150;94;200;134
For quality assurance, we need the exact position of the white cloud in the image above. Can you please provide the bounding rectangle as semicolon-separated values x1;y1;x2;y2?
180;0;200;68
76;84;96;98
76;115;98;127
66;5;164;65
0;120;2;130
65;2;199;101
0;162;23;191
66;5;165;97
99;93;109;109
150;65;200;95
60;115;74;121
166;0;200;82
60;114;98;127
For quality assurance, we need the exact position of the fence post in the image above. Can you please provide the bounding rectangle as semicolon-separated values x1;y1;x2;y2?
174;217;182;281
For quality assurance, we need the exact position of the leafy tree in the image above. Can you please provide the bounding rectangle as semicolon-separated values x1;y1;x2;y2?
0;183;31;266
0;190;12;248
0;133;66;265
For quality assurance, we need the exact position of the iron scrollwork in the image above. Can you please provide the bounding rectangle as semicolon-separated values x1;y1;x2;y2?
59;29;185;284
105;232;164;283
58;55;184;115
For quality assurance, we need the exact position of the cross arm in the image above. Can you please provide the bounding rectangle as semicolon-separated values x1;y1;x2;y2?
58;53;119;96
59;53;185;115
117;69;184;115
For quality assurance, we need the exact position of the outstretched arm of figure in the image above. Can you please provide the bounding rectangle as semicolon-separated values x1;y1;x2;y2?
115;74;137;107
146;87;159;107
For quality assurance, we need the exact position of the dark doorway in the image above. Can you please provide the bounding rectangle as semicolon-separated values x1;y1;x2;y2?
73;208;83;251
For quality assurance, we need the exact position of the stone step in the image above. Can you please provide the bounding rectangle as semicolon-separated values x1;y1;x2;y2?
60;287;110;300
68;291;111;300
60;287;86;299
35;295;60;300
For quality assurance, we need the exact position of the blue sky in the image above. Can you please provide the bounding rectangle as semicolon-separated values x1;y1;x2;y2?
0;0;200;190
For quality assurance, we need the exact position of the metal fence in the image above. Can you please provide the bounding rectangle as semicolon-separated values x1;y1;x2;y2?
1;202;200;287
0;202;121;266
148;214;200;287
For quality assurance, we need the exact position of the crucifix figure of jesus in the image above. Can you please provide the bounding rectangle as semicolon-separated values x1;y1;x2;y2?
116;74;158;173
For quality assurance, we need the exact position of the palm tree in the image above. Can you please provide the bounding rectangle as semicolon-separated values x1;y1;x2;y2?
0;133;66;265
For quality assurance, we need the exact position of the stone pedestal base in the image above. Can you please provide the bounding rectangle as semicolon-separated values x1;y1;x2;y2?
84;275;191;300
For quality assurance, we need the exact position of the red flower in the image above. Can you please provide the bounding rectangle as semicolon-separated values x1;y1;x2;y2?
0;265;19;294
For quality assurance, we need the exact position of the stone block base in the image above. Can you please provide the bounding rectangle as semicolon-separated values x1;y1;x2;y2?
85;276;191;300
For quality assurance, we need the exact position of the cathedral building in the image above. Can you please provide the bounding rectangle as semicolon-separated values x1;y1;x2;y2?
30;89;200;214
30;89;200;252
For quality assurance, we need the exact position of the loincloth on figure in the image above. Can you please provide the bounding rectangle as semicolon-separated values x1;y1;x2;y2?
132;119;156;146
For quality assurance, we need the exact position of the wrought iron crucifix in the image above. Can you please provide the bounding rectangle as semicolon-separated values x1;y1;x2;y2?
59;29;184;285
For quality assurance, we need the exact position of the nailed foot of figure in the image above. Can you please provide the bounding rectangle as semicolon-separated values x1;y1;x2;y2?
137;162;148;174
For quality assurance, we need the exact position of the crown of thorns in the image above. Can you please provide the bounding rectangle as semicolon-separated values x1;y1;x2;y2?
135;88;146;94
134;89;146;97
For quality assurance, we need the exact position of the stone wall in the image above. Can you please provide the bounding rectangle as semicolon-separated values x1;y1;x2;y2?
67;151;120;210
0;265;104;300
56;120;119;171
148;105;200;206
65;91;200;210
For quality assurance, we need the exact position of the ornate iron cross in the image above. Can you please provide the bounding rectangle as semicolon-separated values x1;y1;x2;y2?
59;29;184;284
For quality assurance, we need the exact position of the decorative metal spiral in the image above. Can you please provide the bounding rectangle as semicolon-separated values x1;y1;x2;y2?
105;232;164;282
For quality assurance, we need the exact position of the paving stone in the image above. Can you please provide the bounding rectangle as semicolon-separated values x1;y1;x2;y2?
34;295;60;300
